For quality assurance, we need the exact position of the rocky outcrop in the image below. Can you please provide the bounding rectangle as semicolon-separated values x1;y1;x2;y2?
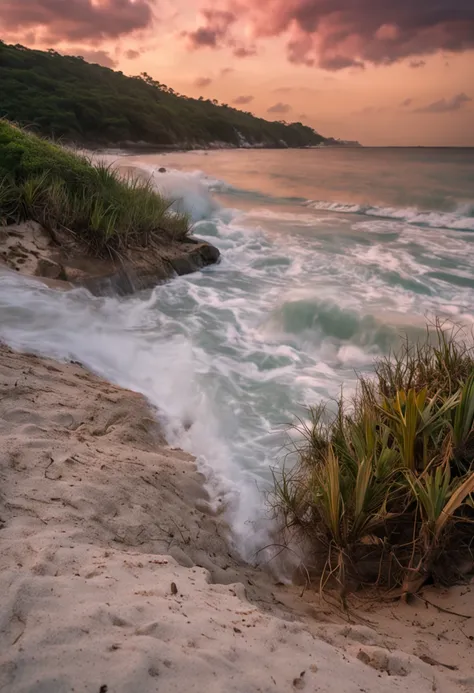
167;238;220;275
0;221;220;295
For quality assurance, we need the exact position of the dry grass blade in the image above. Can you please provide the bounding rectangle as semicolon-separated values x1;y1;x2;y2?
436;472;474;538
453;372;474;446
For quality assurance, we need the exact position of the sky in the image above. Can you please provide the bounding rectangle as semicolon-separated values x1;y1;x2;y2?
0;0;473;146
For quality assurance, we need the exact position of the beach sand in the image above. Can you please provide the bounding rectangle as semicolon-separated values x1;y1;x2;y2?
0;344;472;692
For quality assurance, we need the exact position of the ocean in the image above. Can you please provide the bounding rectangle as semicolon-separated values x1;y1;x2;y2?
1;147;474;556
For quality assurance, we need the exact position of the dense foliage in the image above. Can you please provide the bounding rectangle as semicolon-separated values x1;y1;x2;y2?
0;41;325;149
0;121;188;255
272;322;474;600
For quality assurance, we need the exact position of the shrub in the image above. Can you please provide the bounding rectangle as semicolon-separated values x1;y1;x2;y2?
0;120;190;256
271;320;474;600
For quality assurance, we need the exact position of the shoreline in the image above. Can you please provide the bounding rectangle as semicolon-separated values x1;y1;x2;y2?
0;341;472;692
87;144;364;157
65;140;363;156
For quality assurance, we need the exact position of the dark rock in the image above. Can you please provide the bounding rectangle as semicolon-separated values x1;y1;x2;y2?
71;239;220;297
158;167;167;173
35;258;66;280
169;241;220;277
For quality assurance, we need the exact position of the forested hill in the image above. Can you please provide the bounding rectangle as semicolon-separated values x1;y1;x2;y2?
0;41;327;150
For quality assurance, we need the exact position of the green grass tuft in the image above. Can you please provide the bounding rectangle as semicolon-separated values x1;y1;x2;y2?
0;120;190;256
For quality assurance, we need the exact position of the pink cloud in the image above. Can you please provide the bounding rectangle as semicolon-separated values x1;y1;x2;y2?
414;92;471;113
233;94;254;104
267;102;292;114
125;49;141;60
65;48;117;67
0;0;153;43
183;8;256;57
183;1;474;70
194;76;213;87
183;9;236;49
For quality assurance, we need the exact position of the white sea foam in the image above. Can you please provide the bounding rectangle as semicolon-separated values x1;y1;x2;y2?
306;199;474;231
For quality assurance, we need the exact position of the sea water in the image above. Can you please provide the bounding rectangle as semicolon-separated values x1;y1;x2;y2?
1;147;474;557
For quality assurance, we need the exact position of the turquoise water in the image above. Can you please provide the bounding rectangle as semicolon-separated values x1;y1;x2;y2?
1;147;474;555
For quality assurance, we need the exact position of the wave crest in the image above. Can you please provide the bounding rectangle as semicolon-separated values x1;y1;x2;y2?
263;296;426;359
306;200;474;231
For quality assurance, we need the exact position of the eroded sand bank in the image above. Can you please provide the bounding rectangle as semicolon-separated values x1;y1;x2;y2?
0;345;472;692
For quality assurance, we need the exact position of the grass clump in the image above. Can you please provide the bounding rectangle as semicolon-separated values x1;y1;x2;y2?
0;120;189;256
271;321;474;599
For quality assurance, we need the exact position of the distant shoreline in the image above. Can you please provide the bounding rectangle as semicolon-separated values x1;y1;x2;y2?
75;141;364;155
87;141;474;156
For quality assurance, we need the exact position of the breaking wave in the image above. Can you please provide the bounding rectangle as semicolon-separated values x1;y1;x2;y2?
306;200;474;231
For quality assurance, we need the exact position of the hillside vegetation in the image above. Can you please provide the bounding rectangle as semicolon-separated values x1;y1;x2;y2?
0;120;188;256
0;41;325;149
272;322;474;599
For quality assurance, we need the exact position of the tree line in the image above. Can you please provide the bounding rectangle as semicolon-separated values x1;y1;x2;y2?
0;41;326;149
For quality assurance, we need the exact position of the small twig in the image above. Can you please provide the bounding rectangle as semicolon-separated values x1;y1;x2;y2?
418;654;458;671
11;614;26;646
44;457;54;477
170;517;190;545
254;542;290;564
414;594;472;619
457;624;473;641
44;456;61;480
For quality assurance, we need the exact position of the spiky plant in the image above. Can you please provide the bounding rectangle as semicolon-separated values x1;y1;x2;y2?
271;321;474;598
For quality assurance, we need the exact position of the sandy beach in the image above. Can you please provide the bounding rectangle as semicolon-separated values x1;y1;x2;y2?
1;342;472;693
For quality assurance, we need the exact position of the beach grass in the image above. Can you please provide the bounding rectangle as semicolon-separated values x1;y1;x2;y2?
0;120;189;256
271;320;474;599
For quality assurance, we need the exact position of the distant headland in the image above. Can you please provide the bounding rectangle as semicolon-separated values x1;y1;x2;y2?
0;41;360;150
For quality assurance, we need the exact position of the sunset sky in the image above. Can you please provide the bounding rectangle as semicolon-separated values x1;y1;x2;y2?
1;1;473;146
